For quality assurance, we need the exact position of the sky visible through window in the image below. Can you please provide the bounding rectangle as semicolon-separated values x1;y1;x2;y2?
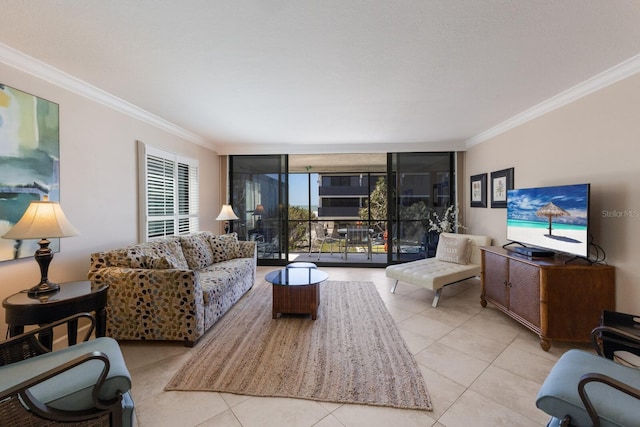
288;173;319;208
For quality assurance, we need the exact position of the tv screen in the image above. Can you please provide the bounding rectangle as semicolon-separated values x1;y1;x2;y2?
507;183;590;257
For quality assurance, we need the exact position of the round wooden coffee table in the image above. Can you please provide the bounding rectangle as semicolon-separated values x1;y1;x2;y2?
266;267;328;320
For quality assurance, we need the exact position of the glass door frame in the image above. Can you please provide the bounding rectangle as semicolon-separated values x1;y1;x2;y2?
229;152;456;267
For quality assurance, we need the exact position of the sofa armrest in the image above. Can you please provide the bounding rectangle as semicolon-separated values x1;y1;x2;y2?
88;267;205;343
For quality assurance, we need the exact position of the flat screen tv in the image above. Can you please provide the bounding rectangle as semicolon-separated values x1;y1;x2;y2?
507;183;590;258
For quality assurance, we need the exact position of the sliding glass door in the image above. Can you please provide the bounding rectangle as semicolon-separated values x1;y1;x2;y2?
389;152;455;262
229;152;455;266
229;155;287;264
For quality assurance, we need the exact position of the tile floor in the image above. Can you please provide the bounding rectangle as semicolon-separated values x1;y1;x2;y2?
122;266;589;427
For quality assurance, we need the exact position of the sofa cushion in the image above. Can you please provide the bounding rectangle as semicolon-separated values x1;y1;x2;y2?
435;235;471;264
180;233;215;270
209;233;241;262
199;257;253;304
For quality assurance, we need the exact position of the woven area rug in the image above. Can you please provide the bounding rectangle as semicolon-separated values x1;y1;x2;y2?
165;279;432;411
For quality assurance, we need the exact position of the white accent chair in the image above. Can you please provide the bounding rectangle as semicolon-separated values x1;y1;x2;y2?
385;233;491;307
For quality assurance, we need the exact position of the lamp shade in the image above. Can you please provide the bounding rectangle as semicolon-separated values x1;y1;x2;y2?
216;204;239;221
2;198;80;240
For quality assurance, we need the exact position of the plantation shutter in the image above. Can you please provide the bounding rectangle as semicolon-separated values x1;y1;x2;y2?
138;141;199;241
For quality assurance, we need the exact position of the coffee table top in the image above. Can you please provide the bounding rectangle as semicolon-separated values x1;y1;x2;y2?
265;267;328;286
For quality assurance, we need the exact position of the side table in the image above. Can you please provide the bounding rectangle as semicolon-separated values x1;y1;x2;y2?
2;280;108;349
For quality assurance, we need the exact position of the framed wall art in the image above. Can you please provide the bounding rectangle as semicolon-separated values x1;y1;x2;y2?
470;173;487;208
490;168;514;208
0;83;60;261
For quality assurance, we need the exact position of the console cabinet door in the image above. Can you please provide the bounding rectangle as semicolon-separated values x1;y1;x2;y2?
483;251;509;309
508;260;541;328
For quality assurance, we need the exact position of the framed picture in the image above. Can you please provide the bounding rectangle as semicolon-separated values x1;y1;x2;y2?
0;84;60;262
490;168;514;208
470;173;487;208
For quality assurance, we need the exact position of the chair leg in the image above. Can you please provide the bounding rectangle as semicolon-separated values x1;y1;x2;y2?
391;280;399;293
432;289;442;307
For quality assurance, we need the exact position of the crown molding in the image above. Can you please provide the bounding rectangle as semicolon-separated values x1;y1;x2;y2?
0;42;211;148
466;53;640;148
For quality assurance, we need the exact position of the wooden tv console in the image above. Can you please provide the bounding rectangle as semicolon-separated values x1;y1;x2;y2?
480;246;615;351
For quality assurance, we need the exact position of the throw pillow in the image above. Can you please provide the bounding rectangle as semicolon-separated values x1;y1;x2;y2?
179;233;215;270
154;239;190;270
210;232;241;262
435;235;471;265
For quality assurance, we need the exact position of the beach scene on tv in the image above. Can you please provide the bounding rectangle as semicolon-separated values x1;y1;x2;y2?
507;184;589;257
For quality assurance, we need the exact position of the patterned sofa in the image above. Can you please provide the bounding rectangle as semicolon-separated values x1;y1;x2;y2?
88;232;256;346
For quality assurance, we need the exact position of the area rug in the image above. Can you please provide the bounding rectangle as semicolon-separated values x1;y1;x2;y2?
165;279;432;411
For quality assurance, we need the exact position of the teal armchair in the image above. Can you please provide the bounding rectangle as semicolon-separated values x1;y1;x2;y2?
536;325;640;427
0;313;134;426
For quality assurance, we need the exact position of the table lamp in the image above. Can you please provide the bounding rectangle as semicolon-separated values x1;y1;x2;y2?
2;196;80;296
216;204;239;234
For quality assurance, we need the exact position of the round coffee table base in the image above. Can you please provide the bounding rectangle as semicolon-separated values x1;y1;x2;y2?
272;282;320;320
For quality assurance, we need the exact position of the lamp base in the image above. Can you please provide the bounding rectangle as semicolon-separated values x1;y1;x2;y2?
27;280;60;297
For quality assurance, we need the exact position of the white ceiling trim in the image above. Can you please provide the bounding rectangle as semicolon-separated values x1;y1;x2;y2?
3;40;639;154
0;42;210;149
466;54;640;148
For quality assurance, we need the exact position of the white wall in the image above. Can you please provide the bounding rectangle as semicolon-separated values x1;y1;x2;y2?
464;72;640;314
0;63;220;331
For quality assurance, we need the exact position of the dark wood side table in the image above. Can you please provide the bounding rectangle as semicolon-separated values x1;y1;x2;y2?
3;280;108;349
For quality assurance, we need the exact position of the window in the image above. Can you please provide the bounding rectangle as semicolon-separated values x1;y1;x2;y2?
137;141;199;241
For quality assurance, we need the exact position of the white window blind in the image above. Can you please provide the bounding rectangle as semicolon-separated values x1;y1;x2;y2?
138;141;199;241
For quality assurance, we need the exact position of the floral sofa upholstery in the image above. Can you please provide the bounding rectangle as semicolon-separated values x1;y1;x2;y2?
88;232;256;347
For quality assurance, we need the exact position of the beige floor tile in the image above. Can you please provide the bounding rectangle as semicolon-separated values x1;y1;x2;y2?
470;365;550;425
414;342;489;387
220;392;253;408
197;409;242;427
399;328;434;355
492;344;558;384
119;341;191;371
129;351;193;404
387;293;438;314
458;307;528;344
135;391;229;427
418;365;466;420
416;304;475;328
317;400;344;413
331;403;436;427
383;303;418;324
438;389;542;427
231;396;330;427
437;327;510;363
398;315;454;341
312;414;346;427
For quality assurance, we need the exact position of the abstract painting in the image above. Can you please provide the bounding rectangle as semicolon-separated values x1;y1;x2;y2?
0;83;60;261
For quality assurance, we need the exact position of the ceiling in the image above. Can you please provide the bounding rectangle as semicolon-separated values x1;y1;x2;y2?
1;1;640;155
